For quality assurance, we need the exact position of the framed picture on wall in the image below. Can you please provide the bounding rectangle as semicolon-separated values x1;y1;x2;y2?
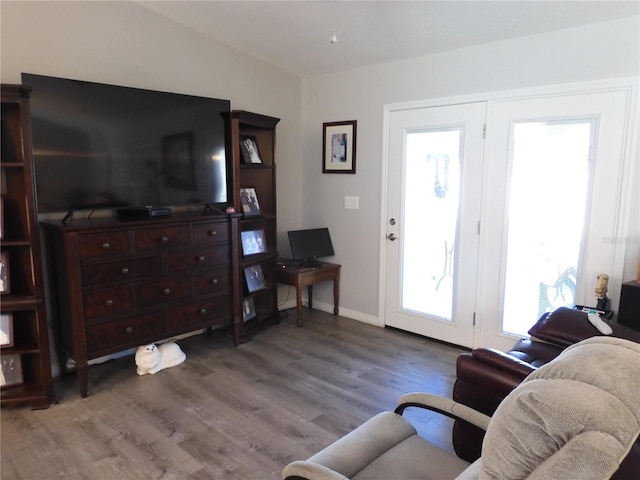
323;120;357;174
0;313;13;347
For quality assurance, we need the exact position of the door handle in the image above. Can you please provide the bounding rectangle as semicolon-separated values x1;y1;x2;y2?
387;233;398;241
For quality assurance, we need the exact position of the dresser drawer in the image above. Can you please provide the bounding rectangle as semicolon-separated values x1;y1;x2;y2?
192;222;229;246
134;225;190;252
195;267;230;295
136;276;191;307
167;298;231;331
78;231;129;259
86;311;165;354
167;245;230;272
82;255;163;287
84;286;134;320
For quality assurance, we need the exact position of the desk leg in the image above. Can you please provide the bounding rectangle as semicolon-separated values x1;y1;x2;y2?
333;277;339;316
296;287;303;326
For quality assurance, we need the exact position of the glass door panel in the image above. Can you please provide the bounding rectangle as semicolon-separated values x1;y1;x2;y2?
502;120;594;336
403;130;461;320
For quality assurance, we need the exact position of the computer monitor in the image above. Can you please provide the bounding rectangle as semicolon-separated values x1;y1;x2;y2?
287;228;335;267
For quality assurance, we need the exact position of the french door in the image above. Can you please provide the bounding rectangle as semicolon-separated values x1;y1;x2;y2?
384;103;486;348
383;86;632;350
478;89;632;351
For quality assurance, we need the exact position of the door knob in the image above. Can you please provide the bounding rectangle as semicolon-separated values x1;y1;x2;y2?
387;233;398;241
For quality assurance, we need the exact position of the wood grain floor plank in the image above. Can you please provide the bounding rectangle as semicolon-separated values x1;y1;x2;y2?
1;310;466;479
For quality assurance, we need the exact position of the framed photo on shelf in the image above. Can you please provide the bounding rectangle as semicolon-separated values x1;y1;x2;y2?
239;187;261;217
244;265;266;293
0;313;13;347
0;250;9;294
242;297;257;322
0;196;4;240
323;120;357;174
162;132;196;190
1;354;23;389
240;135;263;164
241;229;266;256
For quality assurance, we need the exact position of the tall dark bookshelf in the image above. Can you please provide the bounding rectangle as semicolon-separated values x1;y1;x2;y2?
224;111;280;341
1;84;54;409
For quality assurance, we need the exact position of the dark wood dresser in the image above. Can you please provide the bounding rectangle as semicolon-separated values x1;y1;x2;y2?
41;213;240;397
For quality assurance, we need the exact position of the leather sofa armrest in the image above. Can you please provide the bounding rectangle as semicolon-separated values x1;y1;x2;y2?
471;348;537;378
455;352;527;408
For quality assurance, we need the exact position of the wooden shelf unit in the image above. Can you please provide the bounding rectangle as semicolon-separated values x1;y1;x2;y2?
1;84;54;409
225;111;281;341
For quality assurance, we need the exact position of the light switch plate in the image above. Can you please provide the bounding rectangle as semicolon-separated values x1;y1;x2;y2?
345;196;359;209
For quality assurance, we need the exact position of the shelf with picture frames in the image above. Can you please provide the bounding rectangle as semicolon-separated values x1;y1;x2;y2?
1;84;54;409
224;111;280;341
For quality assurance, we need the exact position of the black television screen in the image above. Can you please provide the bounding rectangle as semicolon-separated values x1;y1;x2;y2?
288;228;335;267
22;73;231;213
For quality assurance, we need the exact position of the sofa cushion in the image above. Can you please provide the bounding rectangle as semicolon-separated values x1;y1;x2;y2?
479;337;640;480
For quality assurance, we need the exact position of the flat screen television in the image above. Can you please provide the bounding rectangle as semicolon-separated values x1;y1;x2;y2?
288;228;335;267
22;73;231;214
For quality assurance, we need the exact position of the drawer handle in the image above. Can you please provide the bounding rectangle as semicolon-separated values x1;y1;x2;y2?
105;299;114;307
208;230;217;237
210;278;218;285
199;308;207;315
121;267;129;275
198;255;205;262
161;235;169;243
125;326;133;334
163;288;171;295
102;242;110;250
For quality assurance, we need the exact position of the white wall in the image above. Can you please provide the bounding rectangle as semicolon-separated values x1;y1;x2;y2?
302;17;640;320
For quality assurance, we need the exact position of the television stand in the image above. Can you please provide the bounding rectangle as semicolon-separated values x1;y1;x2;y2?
276;261;341;326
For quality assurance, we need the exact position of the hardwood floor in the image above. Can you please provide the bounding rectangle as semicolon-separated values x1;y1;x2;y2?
1;310;466;480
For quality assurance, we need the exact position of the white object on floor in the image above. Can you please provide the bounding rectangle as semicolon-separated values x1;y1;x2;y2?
587;313;613;335
135;342;186;375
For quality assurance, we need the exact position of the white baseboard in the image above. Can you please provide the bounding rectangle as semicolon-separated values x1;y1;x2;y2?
278;300;382;327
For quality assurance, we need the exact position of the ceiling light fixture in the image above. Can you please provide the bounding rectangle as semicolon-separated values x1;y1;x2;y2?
329;31;338;44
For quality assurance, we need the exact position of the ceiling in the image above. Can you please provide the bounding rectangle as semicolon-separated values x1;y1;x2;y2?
135;1;640;77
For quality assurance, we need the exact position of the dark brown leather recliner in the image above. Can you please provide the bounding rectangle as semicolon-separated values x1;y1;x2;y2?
452;307;640;480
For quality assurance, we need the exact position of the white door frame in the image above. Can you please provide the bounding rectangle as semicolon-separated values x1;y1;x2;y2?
379;77;638;348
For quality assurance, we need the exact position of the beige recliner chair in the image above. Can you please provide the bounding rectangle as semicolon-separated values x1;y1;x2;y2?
283;337;640;480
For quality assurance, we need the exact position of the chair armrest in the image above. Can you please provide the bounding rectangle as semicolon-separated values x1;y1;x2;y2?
283;460;348;480
395;392;491;431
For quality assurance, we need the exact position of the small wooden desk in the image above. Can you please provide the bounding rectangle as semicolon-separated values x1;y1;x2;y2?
277;261;341;326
